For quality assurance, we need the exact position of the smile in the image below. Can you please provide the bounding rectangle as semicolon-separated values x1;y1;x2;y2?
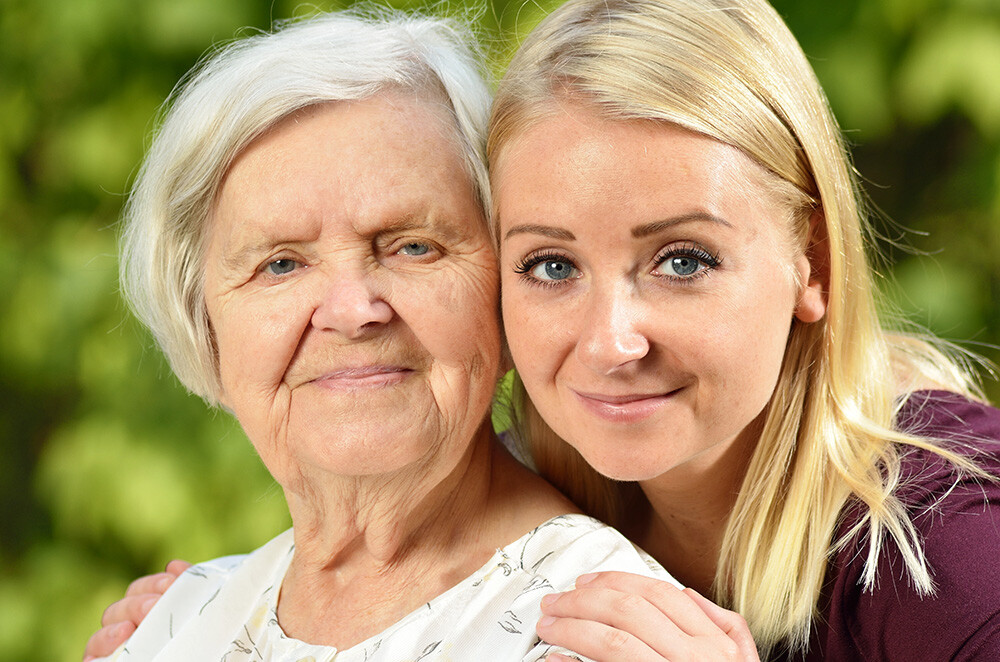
571;389;680;424
310;366;413;391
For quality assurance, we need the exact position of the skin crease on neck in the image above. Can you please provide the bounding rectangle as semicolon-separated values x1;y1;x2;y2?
495;97;827;594
203;93;575;649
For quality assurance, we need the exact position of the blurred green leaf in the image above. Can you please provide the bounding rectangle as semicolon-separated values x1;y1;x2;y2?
897;15;1000;136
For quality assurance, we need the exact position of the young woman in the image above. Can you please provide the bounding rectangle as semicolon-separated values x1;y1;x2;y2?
489;0;1000;659
88;0;1000;659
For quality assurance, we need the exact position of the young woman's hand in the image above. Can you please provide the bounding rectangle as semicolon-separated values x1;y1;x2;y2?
537;571;758;662
82;560;191;661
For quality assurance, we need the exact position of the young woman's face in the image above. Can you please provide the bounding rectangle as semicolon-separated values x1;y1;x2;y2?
494;100;825;482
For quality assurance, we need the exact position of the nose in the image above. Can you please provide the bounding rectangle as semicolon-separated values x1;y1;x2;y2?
311;265;393;338
575;283;650;374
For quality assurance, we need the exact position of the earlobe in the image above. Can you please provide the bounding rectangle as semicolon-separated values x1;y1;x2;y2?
793;210;829;324
795;279;827;323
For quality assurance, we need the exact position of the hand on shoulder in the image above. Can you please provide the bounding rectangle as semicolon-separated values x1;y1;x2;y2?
536;571;758;662
82;560;191;661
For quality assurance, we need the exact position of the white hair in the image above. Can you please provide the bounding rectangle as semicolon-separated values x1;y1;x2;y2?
120;8;492;403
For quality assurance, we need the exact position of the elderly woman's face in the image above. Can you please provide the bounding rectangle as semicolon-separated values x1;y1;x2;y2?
495;99;825;482
203;95;501;484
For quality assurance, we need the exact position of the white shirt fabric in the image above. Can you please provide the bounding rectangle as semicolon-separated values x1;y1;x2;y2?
101;514;679;662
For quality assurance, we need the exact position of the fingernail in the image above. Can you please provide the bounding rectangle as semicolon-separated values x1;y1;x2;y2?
540;592;562;607
538;615;557;628
155;575;173;591
576;572;596;586
111;621;129;637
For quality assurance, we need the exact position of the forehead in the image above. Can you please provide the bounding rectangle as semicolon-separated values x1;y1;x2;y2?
212;93;481;241
493;101;785;233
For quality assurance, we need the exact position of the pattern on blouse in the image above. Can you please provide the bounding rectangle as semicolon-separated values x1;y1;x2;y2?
112;515;649;662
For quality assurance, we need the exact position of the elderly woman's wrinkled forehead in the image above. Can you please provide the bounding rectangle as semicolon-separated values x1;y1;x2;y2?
209;83;484;225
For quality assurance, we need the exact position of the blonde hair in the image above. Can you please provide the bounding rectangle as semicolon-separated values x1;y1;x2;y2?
488;0;982;653
120;8;492;403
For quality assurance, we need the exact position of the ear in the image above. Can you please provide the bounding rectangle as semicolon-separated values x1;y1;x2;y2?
793;210;829;324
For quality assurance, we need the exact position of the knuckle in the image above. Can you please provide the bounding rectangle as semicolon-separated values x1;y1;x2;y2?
718;638;741;661
612;591;646;617
647;580;679;604
601;627;632;653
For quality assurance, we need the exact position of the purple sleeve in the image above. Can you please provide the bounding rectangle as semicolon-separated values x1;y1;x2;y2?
808;391;1000;661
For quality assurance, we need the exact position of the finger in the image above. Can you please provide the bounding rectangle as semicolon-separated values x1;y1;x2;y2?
537;614;660;662
83;621;136;660
541;587;687;654
100;595;159;628
124;571;179;598
575;572;720;636
684;589;758;661
164;559;192;577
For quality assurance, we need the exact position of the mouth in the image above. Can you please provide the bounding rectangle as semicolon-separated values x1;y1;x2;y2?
571;388;681;423
309;366;414;392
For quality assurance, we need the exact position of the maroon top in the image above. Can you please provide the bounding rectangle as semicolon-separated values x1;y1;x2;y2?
798;391;1000;661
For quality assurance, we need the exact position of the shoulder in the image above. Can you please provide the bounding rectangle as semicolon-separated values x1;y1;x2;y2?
815;392;1000;660
105;529;294;661
893;390;1000;516
508;514;680;590
162;528;294;607
896;389;1000;447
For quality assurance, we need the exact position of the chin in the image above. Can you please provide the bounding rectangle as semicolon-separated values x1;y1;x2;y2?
576;446;673;483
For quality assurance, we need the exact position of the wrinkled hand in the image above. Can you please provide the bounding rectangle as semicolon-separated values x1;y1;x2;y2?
82;560;191;662
537;571;758;662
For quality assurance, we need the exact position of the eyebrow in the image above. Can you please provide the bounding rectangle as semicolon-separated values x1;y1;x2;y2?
503;224;576;241
221;238;274;271
503;212;732;242
631;212;733;238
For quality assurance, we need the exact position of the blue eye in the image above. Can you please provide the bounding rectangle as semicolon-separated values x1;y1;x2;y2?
265;258;300;276
531;259;577;281
653;244;720;280
398;242;431;256
660;256;703;277
513;253;580;284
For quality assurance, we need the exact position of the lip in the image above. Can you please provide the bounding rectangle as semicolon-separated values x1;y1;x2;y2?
310;366;413;392
571;388;680;424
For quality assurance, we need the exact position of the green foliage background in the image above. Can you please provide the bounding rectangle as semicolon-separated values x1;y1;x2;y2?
1;0;998;659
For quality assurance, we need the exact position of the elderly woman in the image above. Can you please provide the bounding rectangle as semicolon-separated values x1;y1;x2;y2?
87;9;679;662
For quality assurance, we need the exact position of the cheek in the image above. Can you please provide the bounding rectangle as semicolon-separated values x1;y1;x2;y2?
703;280;797;398
405;265;502;376
211;290;312;398
500;283;546;370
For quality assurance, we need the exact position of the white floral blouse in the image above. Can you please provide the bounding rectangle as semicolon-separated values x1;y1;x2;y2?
100;514;677;662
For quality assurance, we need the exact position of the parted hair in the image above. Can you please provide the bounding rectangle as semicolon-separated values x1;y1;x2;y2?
120;8;492;403
488;0;983;653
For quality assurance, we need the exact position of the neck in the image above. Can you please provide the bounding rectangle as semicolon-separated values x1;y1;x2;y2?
278;423;575;648
630;422;758;595
284;423;494;565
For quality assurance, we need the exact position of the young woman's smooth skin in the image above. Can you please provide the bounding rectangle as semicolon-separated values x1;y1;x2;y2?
495;98;825;661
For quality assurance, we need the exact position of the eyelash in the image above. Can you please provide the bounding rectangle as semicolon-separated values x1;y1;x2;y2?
653;242;722;282
512;243;723;288
512;251;576;288
259;256;304;279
